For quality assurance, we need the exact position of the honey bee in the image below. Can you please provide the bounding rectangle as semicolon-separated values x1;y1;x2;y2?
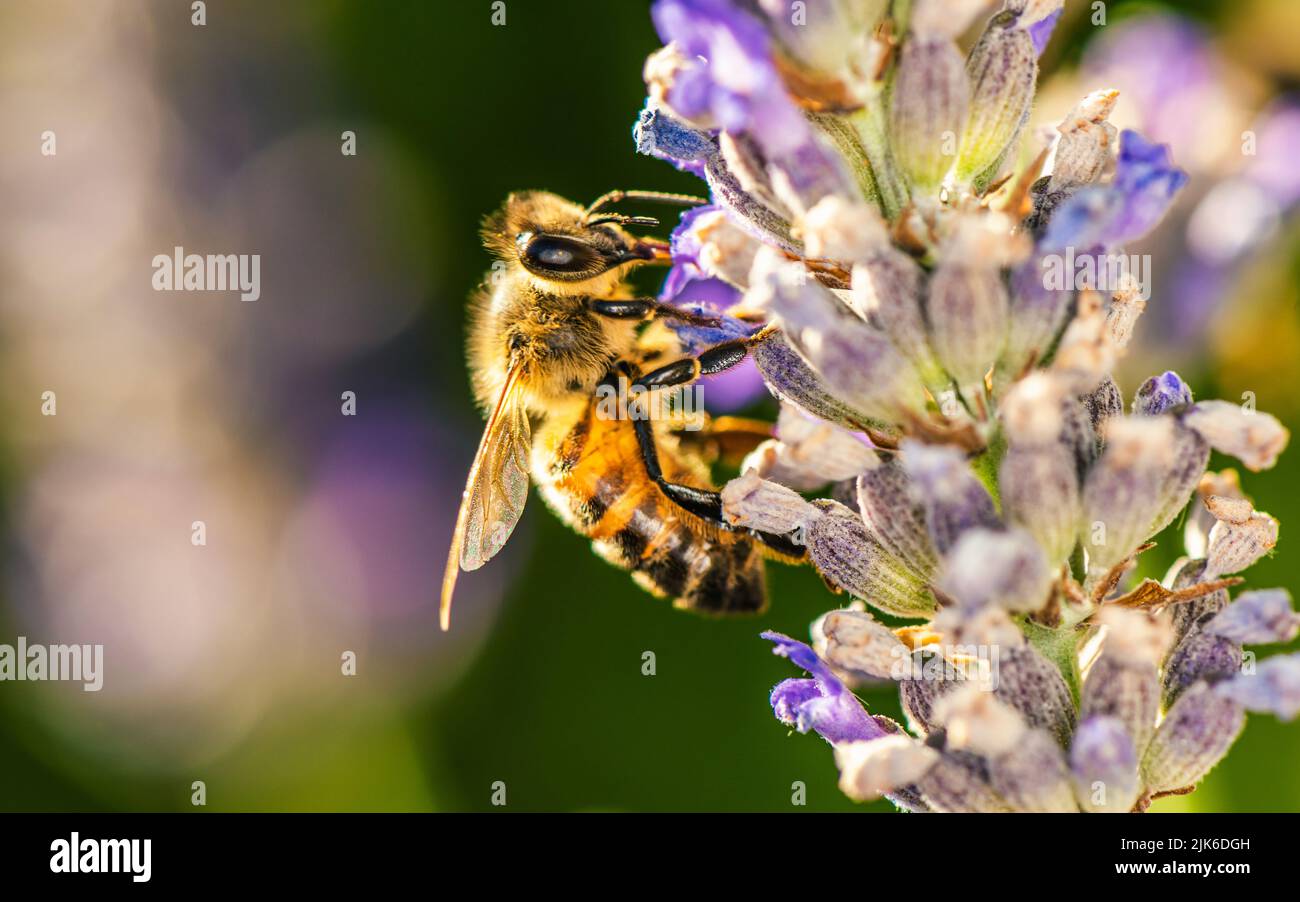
440;189;805;630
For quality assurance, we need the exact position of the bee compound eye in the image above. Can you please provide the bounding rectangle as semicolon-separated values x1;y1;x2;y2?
521;234;601;275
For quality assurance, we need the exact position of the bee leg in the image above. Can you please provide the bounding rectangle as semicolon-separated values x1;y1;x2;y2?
630;339;751;391
589;298;723;328
625;401;805;561
674;416;774;466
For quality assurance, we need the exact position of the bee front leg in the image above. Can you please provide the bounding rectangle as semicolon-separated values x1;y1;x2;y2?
589;298;724;328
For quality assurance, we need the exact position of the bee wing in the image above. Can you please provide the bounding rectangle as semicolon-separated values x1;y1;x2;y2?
440;362;531;630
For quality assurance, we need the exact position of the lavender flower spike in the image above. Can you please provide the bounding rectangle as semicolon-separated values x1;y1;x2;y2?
624;0;1296;813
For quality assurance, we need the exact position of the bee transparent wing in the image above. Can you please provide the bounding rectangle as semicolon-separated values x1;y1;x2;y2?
440;363;531;630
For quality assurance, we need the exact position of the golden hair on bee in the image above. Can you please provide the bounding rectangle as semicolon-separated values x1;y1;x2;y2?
467;190;696;413
441;188;801;631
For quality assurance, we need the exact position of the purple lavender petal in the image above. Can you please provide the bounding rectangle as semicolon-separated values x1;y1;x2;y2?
653;0;810;159
1207;590;1300;646
764;631;889;744
658;205;716;300
1041;130;1187;251
657;292;770;412
1108;130;1190;243
650;0;852;207
663;299;754;351
1216;653;1300;721
1132;371;1193;416
1028;8;1062;56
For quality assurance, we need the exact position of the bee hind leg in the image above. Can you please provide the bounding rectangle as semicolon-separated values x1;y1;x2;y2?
674;416;774;466
628;410;805;561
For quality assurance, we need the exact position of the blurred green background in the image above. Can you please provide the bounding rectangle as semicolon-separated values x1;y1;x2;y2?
1;0;1298;812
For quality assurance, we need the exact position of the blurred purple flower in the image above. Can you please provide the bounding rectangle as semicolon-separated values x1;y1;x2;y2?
1082;15;1215;154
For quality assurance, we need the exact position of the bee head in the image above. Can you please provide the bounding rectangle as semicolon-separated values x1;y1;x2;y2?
481;191;671;286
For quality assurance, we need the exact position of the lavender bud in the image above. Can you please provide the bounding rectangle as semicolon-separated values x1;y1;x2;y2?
889;0;979;191
900;441;1002;556
917;748;1013;813
1162;620;1242;709
1215;653;1300;721
816;609;911;683
1206;589;1299;645
988;728;1079;812
1070;715;1140;813
805;500;937;617
748;248;925;423
1141;683;1245;795
834;736;940;803
1183;400;1290;472
750;329;894;436
955;5;1043;186
1133;370;1193;416
1048;89;1120;193
1202;496;1280;580
1001;371;1070;446
634;104;802;252
1000;444;1081;565
1080;375;1124;456
1184;469;1246;559
999;375;1085;563
719;130;798;220
899;647;965;734
721;470;814;535
1167;558;1230;642
716;131;803;250
1152;424;1212;541
1081;641;1163;757
926;236;1013;390
856;458;939;577
994;644;1077;746
937;527;1053;613
848;255;937;379
999;258;1072;387
1080;416;1183;573
746;405;879;491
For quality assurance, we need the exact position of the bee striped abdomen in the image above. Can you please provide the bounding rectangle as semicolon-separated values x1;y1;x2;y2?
536;402;767;614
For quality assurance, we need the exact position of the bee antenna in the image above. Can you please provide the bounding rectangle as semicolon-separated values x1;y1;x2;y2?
584;190;708;217
586;214;660;229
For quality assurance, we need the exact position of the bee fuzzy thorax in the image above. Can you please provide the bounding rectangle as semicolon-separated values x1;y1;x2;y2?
467;190;676;413
468;278;642;413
